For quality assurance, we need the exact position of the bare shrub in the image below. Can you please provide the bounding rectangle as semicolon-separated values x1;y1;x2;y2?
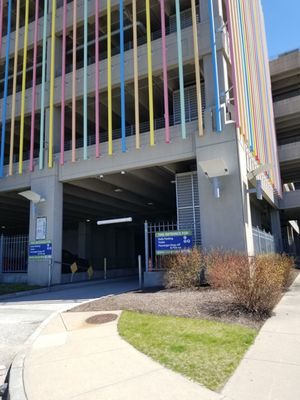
164;248;204;289
208;251;295;315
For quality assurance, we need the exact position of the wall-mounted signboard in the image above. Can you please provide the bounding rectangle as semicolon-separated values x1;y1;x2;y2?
155;231;193;255
29;241;52;259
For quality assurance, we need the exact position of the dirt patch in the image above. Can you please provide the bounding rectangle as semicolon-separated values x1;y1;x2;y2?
70;269;299;330
70;287;264;329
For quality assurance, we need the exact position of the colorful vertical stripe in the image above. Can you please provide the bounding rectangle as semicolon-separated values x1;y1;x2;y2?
39;0;48;170
9;0;20;176
60;0;67;165
132;0;140;149
175;0;186;139
160;0;170;143
227;0;281;194
191;0;203;136
120;0;126;152
107;0;113;155
83;0;88;160
146;0;155;146
48;0;56;168
72;0;77;162
95;0;100;157
18;0;30;175
0;0;3;57
0;0;12;177
29;0;40;172
207;0;222;132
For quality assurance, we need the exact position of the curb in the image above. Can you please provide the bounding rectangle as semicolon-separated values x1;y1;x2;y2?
0;276;136;302
7;282;138;400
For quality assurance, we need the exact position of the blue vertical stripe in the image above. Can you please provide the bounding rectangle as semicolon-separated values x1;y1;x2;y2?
0;0;12;177
175;0;186;139
120;0;126;152
207;0;222;133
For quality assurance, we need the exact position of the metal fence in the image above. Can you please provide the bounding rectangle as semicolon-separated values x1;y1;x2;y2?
252;227;275;254
0;234;29;273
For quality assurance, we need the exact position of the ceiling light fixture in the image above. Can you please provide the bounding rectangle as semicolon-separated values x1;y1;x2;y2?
97;217;133;226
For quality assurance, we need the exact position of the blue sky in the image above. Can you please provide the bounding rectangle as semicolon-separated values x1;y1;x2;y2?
261;0;300;58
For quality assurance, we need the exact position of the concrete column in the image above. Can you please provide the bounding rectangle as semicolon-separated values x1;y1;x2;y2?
45;106;62;158
46;23;62;79
27;168;63;286
195;123;254;254
78;222;92;260
270;209;283;252
200;0;223;21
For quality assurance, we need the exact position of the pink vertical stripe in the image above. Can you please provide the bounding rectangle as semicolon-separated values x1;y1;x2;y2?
29;0;39;171
60;0;67;165
225;0;241;129
0;0;3;57
160;0;170;143
72;0;77;163
95;0;100;157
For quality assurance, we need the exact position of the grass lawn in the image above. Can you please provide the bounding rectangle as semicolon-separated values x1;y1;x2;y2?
0;283;41;295
118;311;257;391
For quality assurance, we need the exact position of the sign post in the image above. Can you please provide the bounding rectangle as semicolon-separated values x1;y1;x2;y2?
155;230;193;255
29;241;53;287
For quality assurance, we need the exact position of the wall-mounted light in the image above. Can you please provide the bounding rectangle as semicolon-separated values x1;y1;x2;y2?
198;159;229;199
18;190;45;204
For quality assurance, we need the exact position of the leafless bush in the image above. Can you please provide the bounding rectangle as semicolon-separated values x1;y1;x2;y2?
207;251;294;315
164;247;204;289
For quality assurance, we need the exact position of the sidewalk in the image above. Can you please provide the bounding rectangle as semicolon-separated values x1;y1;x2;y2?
222;272;300;400
10;273;300;400
21;311;220;400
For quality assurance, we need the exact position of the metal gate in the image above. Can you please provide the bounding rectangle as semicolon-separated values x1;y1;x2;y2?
144;221;197;272
0;234;29;273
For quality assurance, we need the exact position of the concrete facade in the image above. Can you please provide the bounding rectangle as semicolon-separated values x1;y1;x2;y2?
270;49;300;256
0;0;284;285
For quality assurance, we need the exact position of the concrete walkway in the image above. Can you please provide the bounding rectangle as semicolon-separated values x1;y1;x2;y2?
9;273;300;400
22;311;220;400
222;272;300;400
0;278;138;392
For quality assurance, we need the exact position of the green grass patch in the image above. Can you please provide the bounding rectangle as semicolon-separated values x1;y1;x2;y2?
118;311;257;391
0;283;41;295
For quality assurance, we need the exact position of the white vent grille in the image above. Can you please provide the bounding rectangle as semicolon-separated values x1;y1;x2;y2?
176;172;201;246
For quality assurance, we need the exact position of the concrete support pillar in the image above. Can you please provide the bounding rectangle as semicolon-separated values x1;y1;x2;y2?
78;222;92;260
27;168;63;286
45;106;62;158
195;124;254;254
200;0;223;20
270;209;283;252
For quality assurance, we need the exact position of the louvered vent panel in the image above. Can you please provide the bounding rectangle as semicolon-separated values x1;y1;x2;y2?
176;172;201;246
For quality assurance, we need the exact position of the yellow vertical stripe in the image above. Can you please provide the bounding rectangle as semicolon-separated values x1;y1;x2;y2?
18;0;29;175
48;0;56;168
146;0;154;146
107;0;112;155
9;0;20;176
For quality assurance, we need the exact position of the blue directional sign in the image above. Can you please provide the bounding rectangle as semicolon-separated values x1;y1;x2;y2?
155;231;193;255
29;241;52;259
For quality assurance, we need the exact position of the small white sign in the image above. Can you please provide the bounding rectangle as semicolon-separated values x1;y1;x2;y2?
36;217;47;240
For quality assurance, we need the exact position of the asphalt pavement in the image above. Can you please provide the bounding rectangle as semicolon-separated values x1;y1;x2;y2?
0;278;138;390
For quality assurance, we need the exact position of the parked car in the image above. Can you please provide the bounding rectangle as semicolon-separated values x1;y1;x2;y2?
62;249;89;274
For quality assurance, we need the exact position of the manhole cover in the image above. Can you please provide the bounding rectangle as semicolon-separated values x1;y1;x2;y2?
85;313;118;325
